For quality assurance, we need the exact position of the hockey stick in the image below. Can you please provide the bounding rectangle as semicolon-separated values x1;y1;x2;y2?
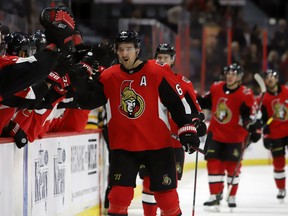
225;136;248;202
172;133;207;155
192;151;199;216
254;73;266;110
245;73;266;131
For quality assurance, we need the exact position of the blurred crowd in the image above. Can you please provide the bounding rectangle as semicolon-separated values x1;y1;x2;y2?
166;0;288;92
112;0;288;93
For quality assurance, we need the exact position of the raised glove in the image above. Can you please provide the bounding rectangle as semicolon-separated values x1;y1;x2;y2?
248;120;262;143
40;6;75;52
178;124;200;154
92;43;116;67
3;121;28;149
72;30;84;46
72;52;99;79
54;53;74;76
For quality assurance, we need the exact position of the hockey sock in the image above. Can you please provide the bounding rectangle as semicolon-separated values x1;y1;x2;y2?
273;156;286;189
207;159;225;194
154;189;181;216
108;186;133;215
142;176;157;216
226;161;241;196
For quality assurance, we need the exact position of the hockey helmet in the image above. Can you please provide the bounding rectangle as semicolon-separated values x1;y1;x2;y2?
223;63;244;79
263;69;279;79
154;43;176;58
5;32;33;57
114;30;140;49
31;29;47;53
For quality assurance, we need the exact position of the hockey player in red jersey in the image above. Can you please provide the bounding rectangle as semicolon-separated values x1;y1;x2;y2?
197;63;262;211
0;29;74;148
71;30;202;216
139;43;205;216
261;69;287;201
0;31;54;147
2;44;95;147
0;6;75;101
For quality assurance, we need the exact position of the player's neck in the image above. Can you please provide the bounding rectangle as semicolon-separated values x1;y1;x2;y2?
267;84;278;94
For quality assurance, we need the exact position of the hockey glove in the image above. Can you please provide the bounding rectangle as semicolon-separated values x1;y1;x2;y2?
2;121;28;149
72;52;99;79
53;53;74;76
46;71;70;89
178;124;200;154
40;6;75;52
248;120;262;143
72;30;84;46
191;112;207;137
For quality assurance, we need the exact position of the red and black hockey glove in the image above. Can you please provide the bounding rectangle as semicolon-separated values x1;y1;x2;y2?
46;71;70;89
2;121;28;149
178;124;200;154
191;112;207;137
53;53;74;76
72;52;99;79
40;6;75;52
247;120;262;143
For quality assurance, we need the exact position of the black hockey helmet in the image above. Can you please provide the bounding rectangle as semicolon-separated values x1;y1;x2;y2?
5;31;33;57
263;69;279;79
154;43;176;58
223;63;244;78
114;30;140;49
31;29;47;52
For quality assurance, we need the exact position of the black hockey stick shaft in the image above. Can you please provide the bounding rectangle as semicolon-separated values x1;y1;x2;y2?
225;136;248;201
192;151;199;216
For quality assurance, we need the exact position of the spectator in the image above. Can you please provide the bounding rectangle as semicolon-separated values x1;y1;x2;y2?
271;19;288;57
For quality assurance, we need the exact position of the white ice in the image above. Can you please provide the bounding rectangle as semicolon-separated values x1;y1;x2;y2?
128;165;288;215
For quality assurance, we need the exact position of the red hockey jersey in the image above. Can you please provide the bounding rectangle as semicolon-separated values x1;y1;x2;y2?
99;60;191;151
207;81;255;143
262;85;288;139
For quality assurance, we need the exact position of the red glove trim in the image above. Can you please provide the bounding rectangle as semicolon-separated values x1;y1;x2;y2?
80;62;93;76
9;123;20;137
178;124;197;135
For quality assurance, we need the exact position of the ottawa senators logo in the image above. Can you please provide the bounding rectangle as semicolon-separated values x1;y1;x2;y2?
213;98;232;124
176;162;182;174
232;148;240;158
119;80;145;119
162;174;172;186
271;99;288;121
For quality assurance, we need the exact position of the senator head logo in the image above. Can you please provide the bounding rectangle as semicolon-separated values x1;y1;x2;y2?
272;99;288;121
119;80;145;119
213;98;232;124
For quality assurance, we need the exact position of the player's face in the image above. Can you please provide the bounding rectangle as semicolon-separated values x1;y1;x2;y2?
225;70;239;85
264;74;278;88
116;43;139;69
156;54;174;67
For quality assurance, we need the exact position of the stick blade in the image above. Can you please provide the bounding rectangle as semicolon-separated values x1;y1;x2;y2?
254;73;266;93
